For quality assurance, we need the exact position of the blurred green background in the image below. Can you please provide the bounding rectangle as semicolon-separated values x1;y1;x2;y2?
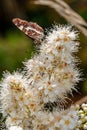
0;0;87;95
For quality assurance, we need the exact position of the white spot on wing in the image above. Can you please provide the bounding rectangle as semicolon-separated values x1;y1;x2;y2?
25;26;43;36
26;27;31;31
19;26;23;30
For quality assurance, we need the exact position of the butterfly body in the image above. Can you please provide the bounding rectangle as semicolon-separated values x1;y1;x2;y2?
12;18;44;43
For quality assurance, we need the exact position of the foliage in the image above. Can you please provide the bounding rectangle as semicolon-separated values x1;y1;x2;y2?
0;32;34;79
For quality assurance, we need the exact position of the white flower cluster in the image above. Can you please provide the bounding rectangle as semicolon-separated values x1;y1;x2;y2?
0;25;81;130
31;106;79;130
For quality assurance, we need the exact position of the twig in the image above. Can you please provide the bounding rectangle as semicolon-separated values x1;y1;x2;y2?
75;96;87;105
34;0;87;36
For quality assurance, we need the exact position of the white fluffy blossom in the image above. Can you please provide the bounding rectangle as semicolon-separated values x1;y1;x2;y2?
31;106;79;130
0;25;81;130
0;72;37;129
24;25;80;104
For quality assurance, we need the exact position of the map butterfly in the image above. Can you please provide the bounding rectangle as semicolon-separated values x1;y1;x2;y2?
12;18;44;43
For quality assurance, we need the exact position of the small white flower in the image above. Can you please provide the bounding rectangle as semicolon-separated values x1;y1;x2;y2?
83;124;87;130
9;126;23;130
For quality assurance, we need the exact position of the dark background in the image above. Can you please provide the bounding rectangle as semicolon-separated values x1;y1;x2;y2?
0;0;87;96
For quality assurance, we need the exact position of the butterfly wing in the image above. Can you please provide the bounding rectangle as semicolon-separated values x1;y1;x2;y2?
12;18;44;43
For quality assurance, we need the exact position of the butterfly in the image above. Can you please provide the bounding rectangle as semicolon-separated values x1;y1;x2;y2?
12;18;44;43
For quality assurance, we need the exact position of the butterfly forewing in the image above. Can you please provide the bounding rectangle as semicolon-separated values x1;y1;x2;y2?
12;18;44;43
